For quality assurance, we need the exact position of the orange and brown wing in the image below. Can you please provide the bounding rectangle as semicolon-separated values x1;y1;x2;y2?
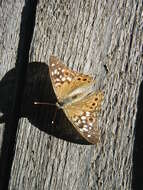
49;55;94;102
63;91;104;144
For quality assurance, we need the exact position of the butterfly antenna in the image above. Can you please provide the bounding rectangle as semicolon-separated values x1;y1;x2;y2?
34;102;56;106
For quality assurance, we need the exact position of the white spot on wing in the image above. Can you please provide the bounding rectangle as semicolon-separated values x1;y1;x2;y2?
54;69;57;74
62;69;65;72
67;76;72;81
81;116;86;120
86;112;90;116
61;77;66;81
83;128;88;132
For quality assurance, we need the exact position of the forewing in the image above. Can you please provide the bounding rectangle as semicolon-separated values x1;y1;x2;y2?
63;91;104;144
49;55;94;102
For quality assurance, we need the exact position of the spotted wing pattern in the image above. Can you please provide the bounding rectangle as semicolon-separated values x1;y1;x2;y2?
63;91;104;144
49;55;104;144
49;56;94;102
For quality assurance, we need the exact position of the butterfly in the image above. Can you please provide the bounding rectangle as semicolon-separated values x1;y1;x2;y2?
48;55;104;144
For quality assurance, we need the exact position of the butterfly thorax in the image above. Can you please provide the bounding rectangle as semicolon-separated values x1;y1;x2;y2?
56;85;97;109
56;94;82;109
56;93;83;109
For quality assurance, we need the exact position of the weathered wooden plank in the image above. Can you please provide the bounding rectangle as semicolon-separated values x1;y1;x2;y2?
2;0;142;190
0;0;38;189
0;0;25;188
0;0;25;156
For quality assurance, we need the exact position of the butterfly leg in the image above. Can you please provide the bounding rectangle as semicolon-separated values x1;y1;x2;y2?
51;106;59;126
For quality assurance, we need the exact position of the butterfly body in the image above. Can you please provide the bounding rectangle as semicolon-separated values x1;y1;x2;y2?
56;82;96;107
49;55;104;144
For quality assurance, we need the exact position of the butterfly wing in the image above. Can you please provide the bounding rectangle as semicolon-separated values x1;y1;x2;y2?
49;55;94;102
63;91;104;144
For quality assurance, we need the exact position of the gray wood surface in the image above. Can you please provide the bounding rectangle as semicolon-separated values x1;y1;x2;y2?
0;1;25;151
0;0;142;190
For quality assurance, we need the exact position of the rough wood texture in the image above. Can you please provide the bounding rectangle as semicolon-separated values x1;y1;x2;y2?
0;0;142;190
0;0;24;149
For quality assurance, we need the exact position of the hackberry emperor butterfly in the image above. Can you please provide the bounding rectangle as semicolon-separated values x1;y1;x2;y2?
48;55;104;144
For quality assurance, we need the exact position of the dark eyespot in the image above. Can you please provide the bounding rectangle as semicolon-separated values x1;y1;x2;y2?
92;103;95;106
77;77;81;80
95;98;98;101
83;78;87;81
65;71;69;75
89;117;93;122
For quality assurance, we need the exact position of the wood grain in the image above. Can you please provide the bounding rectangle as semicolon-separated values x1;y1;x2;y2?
0;0;25;152
0;0;142;189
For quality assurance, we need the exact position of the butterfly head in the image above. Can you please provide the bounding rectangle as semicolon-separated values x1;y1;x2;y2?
56;101;64;109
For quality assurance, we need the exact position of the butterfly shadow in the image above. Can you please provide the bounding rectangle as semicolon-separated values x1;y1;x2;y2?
132;80;143;189
0;62;91;145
